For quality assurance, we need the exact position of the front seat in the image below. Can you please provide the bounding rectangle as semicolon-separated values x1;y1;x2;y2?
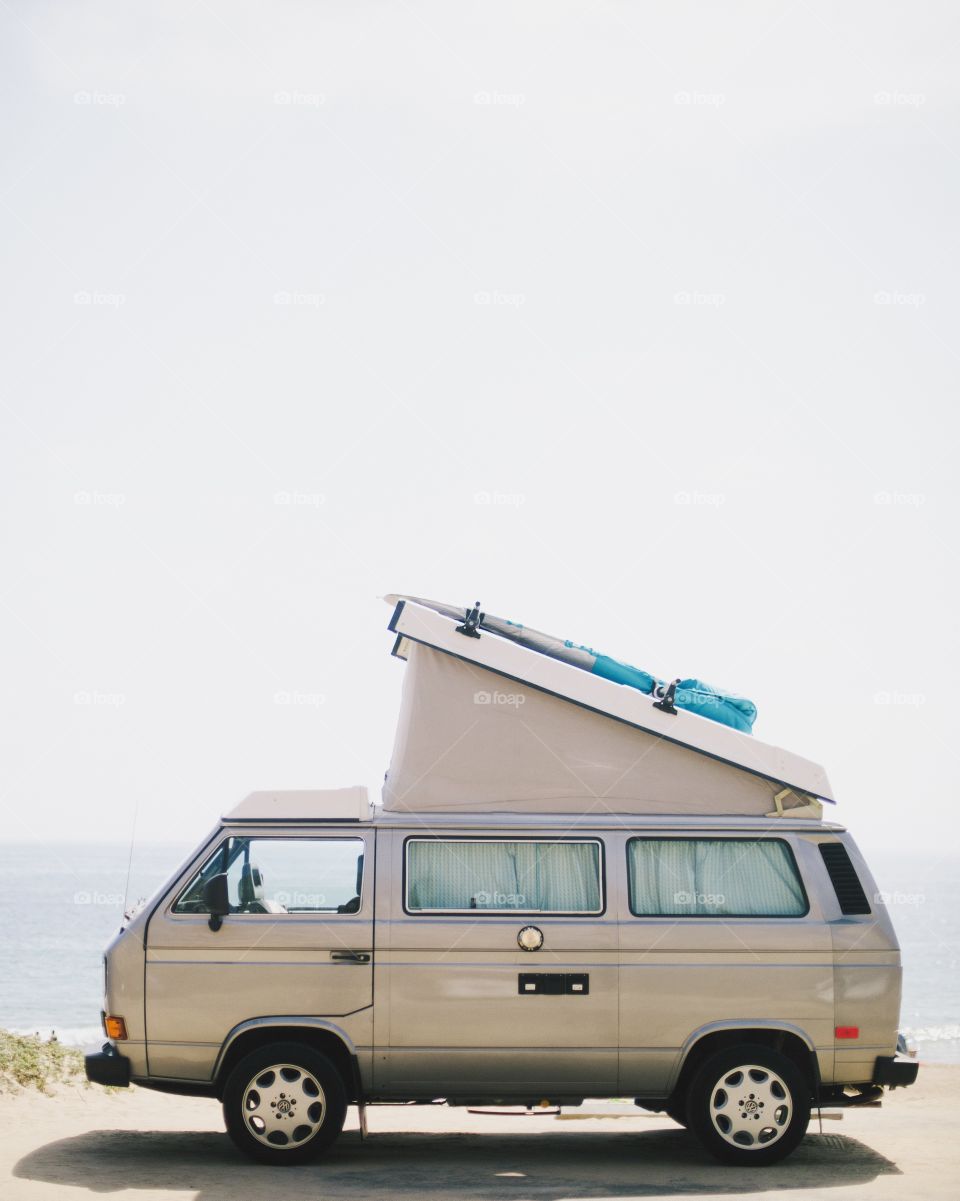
238;864;286;913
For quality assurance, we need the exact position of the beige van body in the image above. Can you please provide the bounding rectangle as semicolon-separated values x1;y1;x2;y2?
87;597;917;1165
86;600;917;1162
94;808;912;1121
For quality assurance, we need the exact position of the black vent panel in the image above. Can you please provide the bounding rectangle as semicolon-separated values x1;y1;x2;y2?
819;843;872;915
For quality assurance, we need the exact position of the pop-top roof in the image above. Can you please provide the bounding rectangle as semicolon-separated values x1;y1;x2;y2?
383;595;833;816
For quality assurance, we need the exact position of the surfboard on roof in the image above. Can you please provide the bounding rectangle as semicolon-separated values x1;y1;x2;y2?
382;594;833;817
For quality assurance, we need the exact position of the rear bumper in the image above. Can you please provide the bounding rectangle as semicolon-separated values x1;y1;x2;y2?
84;1041;131;1087
873;1054;919;1088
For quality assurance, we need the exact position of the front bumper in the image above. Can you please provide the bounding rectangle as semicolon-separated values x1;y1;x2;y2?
873;1054;919;1088
84;1041;131;1087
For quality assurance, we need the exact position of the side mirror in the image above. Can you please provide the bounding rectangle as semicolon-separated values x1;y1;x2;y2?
202;873;230;931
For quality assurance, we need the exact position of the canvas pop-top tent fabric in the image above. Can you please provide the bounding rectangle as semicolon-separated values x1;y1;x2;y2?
382;598;833;817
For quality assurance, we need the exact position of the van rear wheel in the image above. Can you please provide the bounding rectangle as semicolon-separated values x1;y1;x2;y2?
222;1041;347;1165
686;1044;810;1166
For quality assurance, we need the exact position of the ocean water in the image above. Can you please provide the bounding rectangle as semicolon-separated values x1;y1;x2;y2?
0;843;956;1061
0;842;194;1045
868;851;960;1062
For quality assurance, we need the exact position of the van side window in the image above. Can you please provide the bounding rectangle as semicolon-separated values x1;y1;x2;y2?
627;838;807;917
173;837;365;915
406;839;603;913
818;842;872;914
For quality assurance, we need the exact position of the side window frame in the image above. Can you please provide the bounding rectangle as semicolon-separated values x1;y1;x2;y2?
168;833;367;918
625;835;810;919
402;836;606;917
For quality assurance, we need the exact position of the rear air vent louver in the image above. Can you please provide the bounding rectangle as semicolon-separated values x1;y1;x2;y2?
819;843;872;915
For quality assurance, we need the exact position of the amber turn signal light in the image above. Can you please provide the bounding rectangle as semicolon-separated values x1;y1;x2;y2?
835;1025;860;1039
104;1015;127;1040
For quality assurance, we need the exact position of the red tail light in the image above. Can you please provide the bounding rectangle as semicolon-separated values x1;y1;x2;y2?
835;1025;860;1039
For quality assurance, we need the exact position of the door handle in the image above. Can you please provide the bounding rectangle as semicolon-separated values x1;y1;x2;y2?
330;950;371;963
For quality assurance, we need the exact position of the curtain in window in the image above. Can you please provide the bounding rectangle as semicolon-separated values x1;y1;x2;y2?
408;841;600;912
530;842;600;911
628;839;805;916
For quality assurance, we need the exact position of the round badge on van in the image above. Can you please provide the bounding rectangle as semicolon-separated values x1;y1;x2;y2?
517;925;544;951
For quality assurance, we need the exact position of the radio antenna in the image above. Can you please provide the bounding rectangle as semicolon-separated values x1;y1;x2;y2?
122;800;139;918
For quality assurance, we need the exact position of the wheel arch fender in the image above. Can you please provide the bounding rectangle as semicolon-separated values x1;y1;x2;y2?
213;1018;362;1101
668;1021;821;1102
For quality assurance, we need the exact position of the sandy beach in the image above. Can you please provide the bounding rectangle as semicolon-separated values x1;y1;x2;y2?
2;1064;956;1200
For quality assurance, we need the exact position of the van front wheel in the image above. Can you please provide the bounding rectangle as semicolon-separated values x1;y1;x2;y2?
686;1044;810;1166
222;1042;347;1165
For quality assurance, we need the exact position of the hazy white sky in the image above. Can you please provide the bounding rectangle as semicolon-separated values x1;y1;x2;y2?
1;2;957;862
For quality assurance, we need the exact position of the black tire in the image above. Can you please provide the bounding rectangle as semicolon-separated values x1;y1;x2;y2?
222;1041;347;1165
686;1044;810;1166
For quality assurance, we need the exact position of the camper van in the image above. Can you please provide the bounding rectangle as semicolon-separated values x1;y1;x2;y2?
86;597;917;1166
